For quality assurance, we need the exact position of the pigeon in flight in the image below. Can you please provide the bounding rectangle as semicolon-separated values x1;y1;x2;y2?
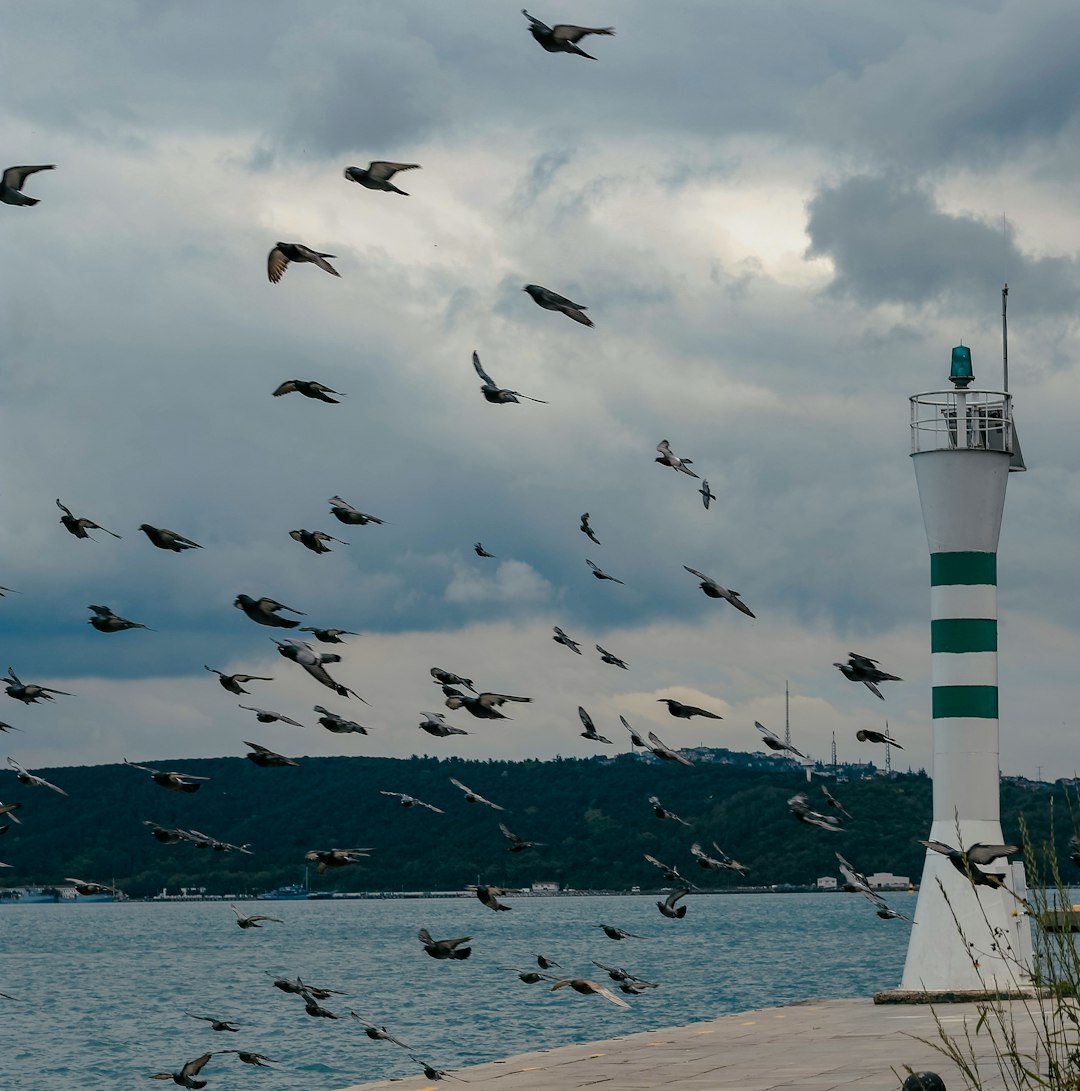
521;10;615;60
231;905;282;929
523;284;593;326
550;978;629;1008
655;440;699;478
272;379;343;403
699;480;716;509
450;776;504;810
6;757;66;795
149;1051;219;1088
596;924;640;941
836;652;902;700
755;721;806;759
3;668;72;705
788;792;843;832
919;839;1019;889
417;927;471;960
205;666;273;695
267;242;340;283
502;966;556;984
0;586;19;597
648;795;688;825
821;784;852;819
691;841;749;873
621;715;647;748
474;542;495;557
442;687;530;719
234;595;304;628
856;726;903;749
138;524;202;552
579;513;600;545
644;854;692;885
578;706;612;744
124;760;210;794
418;712;468;737
305;847;372;874
471;351;546;405
380;791;443;813
0;164;54;207
66;877;120;897
586;558;623;584
499;821;543;852
596;644;628;669
350;1014;411;1047
344;161;420;195
657;697;722;720
327;497;384;526
239;705;304;727
56;499;121;541
552;625;582;654
430;668;475;692
299;628;358;644
657;888;688;919
290;529;348;554
468;884;514;912
683;567;755;616
645;731;693;766
227;1052;277;1068
313;705;368;734
185;1012;240;1032
274;639;364;699
243;741;298;768
88;604;150;633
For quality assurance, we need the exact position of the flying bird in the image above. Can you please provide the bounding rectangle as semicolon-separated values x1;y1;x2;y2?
471;351;546;404
442;687;531;719
920;839;1019;889
586;558;623;584
239;705;304;727
788;792;844;832
657;888;689;919
226;1052;277;1067
474;542;495;557
682;567;755;616
0;164;54;207
7;757;66;795
655;440;699;478
56;498;121;540
87;604;149;632
596;644;628;669
290;528;348;554
550;978;629;1007
523;283;593;326
305;848;372;874
657;697;722;720
645;731;693;766
699;480;716;509
272;379;343;403
578;706;612;744
409;1056;463;1082
327;497;384;526
381;791;443;813
648;795;688;825
3;667;72;705
299;990;339;1019
450;777;504;810
499;821;543;852
267;242;340;283
691;841;749;874
621;715;647;748
521;10;615;60
643;853;692;885
205;666;272;694
234;595;304;628
314;704;368;734
430;668;475;692
299;627;358;644
243;741;298;768
856;727;903;749
149;1051;219;1088
468;884;514;911
350;1014;411;1047
537;954;560;970
123;760;210;794
231;904;282;929
418;711;468;737
579;513;600;545
821;784;852;819
65;877;120;897
755;721;806;759
552;625;582;654
344;161;420;195
835;652;902;700
417;927;472;960
502;966;555;984
273;639;364;698
138;524;202;552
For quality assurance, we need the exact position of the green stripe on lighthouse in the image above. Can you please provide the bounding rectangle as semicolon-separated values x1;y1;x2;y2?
932;686;999;719
930;618;997;653
930;552;996;586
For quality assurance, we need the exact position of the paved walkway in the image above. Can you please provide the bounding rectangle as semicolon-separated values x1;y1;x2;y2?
341;996;1048;1090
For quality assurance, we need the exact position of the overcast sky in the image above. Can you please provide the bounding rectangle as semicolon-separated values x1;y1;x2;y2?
2;0;1079;781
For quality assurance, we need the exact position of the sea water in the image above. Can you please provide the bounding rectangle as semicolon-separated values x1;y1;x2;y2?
0;891;913;1090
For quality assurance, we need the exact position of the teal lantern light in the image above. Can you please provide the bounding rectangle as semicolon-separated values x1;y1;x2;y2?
949;344;974;388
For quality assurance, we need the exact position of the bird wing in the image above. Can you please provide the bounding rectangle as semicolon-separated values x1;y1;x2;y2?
272;380;299;396
87;604;115;618
368;161;420;181
521;9;549;31
586;559;601;573
267;247;289;283
578;707;596;732
552;23;615;43
471;350;497;386
966;843;1020;865
181;1053;216;1078
3;165;54;189
479;691;531;706
683;565;712;584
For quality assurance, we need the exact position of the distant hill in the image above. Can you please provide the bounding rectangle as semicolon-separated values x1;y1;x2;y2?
0;749;1070;898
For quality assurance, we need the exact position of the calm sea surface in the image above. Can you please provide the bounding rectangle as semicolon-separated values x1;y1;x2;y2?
0;891;914;1090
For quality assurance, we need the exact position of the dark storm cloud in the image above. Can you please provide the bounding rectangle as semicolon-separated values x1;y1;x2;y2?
805;175;1080;315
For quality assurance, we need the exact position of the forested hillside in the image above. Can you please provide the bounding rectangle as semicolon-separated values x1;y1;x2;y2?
0;750;1070;898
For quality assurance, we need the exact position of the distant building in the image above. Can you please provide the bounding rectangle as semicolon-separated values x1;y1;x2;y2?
868;872;909;890
531;880;559;892
816;876;838;890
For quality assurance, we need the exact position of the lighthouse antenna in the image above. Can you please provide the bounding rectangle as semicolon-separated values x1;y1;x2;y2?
1002;282;1009;393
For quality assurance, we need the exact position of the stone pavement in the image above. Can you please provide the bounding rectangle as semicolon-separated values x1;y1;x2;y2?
341;996;1048;1090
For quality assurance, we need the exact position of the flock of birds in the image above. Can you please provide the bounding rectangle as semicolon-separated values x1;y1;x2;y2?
0;8;1015;1088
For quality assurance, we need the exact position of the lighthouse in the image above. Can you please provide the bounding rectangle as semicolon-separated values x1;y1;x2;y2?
899;342;1032;994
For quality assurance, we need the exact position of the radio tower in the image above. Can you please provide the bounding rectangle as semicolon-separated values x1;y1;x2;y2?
784;681;791;749
831;731;837;772
884;721;892;774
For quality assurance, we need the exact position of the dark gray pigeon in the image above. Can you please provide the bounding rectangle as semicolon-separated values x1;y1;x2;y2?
586;558;623;584
523;284;592;326
472;351;547;404
234;595;304;628
1;165;54;207
657;697;722;720
521;10;614;59
474;542;495;557
290;529;347;554
656;440;699;478
300;628;358;644
552;625;582;654
328;497;384;525
205;668;273;695
267;242;340;283
273;380;342;403
699;480;716;509
579;512;600;545
56;499;121;541
88;604;150;633
139;524;202;552
344;162;420;195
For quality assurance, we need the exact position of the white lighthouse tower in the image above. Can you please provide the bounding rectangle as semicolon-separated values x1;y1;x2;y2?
899;341;1032;994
